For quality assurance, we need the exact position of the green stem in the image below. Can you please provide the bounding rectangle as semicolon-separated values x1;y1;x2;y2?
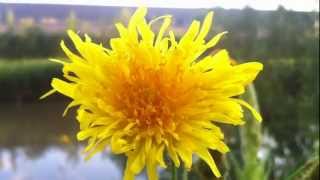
182;168;188;180
171;160;178;180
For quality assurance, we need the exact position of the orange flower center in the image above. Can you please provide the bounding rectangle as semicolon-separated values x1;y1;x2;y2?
110;62;196;130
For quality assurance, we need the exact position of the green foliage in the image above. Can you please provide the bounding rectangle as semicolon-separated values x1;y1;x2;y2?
0;29;65;58
0;29;107;59
0;59;62;101
0;7;318;60
286;155;319;180
255;58;319;178
212;7;319;60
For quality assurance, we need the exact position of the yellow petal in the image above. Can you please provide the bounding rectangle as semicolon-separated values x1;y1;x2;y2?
206;31;227;48
84;139;109;160
234;99;263;122
176;146;192;169
211;113;245;125
49;58;67;65
211;49;232;67
67;30;91;60
179;20;200;46
111;133;130;154
216;84;245;97
196;11;214;41
196;148;221;177
128;7;147;38
97;121;120;138
62;100;79;116
146;160;158;180
193;49;231;72
51;78;75;98
77;128;98;141
156;144;166;168
129;150;146;174
155;16;171;47
144;138;152;154
233;62;263;85
123;161;135;180
167;142;180;167
137;19;154;44
77;109;94;129
39;89;56;99
169;30;177;48
115;22;129;39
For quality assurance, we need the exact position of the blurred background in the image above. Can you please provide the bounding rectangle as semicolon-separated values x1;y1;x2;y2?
0;1;319;180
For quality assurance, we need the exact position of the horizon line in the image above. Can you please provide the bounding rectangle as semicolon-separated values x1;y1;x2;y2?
0;1;319;12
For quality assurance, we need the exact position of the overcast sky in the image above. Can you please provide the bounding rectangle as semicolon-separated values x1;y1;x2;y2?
0;0;319;12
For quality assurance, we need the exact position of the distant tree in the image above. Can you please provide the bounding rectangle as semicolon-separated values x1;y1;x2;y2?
66;10;77;30
5;8;15;31
116;7;133;25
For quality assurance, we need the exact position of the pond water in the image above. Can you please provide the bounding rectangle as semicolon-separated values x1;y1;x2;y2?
0;102;147;180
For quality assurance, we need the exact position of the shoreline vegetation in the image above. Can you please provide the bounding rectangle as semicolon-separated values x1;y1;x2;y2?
0;59;62;102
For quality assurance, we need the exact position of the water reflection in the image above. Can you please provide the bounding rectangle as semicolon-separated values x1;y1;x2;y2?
0;102;146;180
0;148;122;180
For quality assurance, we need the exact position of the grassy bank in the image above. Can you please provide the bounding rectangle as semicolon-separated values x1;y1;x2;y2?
0;59;62;101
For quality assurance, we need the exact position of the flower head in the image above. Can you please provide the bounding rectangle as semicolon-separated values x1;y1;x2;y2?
42;7;263;180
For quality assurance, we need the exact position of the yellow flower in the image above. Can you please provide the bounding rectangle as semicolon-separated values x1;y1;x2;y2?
42;7;263;180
